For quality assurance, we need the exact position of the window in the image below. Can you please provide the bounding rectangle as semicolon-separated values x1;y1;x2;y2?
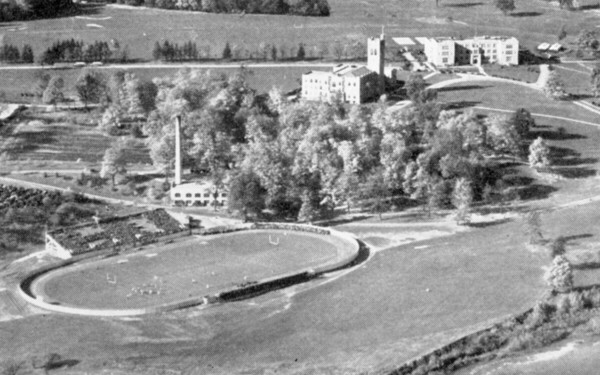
442;52;449;56
506;50;513;55
506;44;513;49
195;193;201;198
204;193;210;197
442;45;449;50
221;193;227;198
442;57;448;63
186;193;192;198
174;193;181;197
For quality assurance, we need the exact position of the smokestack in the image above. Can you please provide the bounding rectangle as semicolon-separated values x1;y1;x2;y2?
175;115;182;186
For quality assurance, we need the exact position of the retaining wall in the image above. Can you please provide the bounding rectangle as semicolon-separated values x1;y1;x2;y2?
18;223;360;317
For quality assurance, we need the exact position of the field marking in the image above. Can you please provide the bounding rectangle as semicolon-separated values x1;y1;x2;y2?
145;253;158;258
86;23;105;29
414;245;429;249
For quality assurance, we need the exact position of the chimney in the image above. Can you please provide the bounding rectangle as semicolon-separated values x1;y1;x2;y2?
174;115;182;186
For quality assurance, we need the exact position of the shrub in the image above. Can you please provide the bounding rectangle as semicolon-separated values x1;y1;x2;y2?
567;292;585;313
556;293;572;315
527;301;556;328
549;236;567;257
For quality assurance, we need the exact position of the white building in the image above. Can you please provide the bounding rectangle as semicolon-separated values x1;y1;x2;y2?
422;36;519;66
170;182;228;207
301;33;388;104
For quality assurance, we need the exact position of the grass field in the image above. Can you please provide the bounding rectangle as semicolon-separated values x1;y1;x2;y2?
438;81;600;124
32;230;342;309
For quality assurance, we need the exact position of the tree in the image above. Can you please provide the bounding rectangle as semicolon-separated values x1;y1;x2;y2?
528;136;550;169
510;108;535;139
332;40;344;61
75;69;107;109
34;72;51;99
136;79;158;114
452;177;473;225
271;44;278;61
576;29;599;51
228;169;266;221
297;43;305;60
405;74;437;104
100;140;128;187
21;44;34;63
42;76;64;107
543;70;569;100
494;0;515;15
222;42;232;60
545;255;574;292
557;25;567;41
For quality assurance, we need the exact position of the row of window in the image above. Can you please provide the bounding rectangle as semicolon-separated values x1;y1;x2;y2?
174;192;227;198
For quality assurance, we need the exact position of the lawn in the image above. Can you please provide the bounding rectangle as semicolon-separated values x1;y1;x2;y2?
483;64;541;83
32;230;343;310
437;81;600;124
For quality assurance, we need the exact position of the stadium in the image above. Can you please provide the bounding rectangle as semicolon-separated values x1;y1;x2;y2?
19;212;361;316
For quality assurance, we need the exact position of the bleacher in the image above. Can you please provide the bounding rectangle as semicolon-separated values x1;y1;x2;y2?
48;208;185;256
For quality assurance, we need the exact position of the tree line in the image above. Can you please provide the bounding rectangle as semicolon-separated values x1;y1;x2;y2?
0;0;73;22
152;39;366;62
40;39;129;65
108;0;330;16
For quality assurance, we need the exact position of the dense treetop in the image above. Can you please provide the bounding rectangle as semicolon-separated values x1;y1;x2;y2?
108;0;330;16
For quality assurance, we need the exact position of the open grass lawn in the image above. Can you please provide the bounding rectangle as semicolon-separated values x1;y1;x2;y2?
0;0;598;64
33;230;342;309
553;64;595;98
0;118;150;164
483;64;540;83
438;81;600;124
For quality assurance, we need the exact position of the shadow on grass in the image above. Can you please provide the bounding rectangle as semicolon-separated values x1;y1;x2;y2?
573;262;600;271
437;85;492;92
510;11;543;17
443;2;483;7
517;184;558;200
444;100;481;110
46;359;80;371
552;167;597;179
528;130;586;141
552;157;598;167
318;215;371;227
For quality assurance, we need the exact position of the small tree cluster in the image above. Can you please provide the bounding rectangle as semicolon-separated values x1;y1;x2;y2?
543;70;569;100
152;40;199;61
528;136;550;169
545;255;574;292
40;39;124;65
494;0;515;15
0;44;33;63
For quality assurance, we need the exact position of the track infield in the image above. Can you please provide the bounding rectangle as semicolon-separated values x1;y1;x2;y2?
30;230;352;310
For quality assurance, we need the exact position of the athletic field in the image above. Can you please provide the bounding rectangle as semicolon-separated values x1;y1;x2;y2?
31;230;346;310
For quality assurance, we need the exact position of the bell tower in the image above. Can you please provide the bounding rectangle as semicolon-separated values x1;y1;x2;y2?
367;26;385;93
368;27;385;76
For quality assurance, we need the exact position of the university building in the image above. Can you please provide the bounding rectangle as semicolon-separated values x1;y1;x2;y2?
301;33;387;104
422;36;519;66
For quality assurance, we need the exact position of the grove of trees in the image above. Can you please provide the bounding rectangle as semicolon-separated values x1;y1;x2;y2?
139;69;537;221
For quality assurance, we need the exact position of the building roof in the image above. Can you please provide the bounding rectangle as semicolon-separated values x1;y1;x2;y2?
537;43;550;51
343;66;374;77
549;43;563;52
392;37;416;46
